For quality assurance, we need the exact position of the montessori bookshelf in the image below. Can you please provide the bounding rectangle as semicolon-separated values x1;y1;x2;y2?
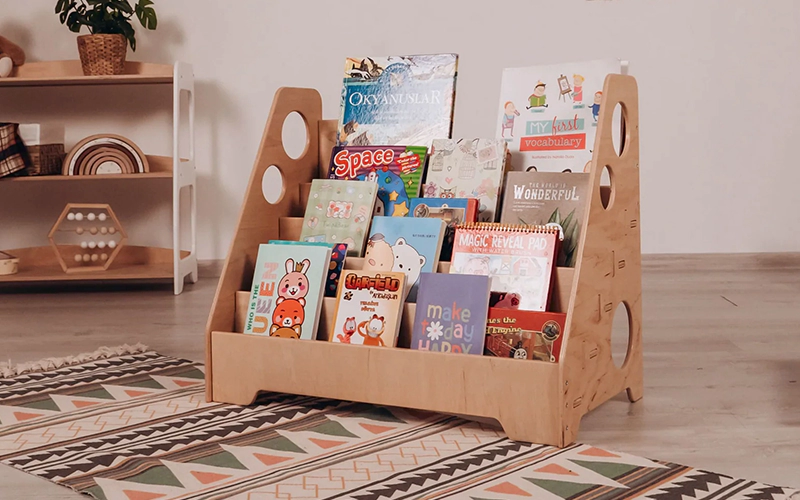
205;75;643;447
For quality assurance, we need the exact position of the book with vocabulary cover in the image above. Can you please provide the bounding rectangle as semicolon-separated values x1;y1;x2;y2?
244;243;330;339
330;270;406;347
500;171;589;267
411;273;492;355
363;216;446;302
450;223;560;312
496;59;621;172
328;145;428;217
337;54;458;148
299;179;377;257
423;138;509;222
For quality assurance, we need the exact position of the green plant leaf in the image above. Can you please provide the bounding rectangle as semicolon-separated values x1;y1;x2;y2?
55;0;69;14
560;209;575;235
548;208;561;225
135;0;157;30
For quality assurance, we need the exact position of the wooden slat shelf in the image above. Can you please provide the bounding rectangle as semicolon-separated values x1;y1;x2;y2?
0;155;182;183
0;245;186;283
0;61;173;88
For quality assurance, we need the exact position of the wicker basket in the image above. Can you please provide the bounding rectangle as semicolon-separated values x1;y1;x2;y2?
26;144;65;176
77;34;127;76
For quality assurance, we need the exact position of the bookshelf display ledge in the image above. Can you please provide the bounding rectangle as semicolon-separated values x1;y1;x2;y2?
206;79;643;447
0;61;197;294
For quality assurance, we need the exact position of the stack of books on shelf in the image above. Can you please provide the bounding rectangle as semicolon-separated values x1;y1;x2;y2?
242;54;622;364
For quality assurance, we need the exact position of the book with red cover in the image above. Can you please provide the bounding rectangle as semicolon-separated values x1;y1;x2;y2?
450;223;559;311
485;308;566;362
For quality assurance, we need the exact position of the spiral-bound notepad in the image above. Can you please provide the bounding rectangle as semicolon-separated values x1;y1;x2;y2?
449;223;560;311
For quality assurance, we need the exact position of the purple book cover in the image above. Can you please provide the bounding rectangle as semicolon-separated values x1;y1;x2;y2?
411;273;491;355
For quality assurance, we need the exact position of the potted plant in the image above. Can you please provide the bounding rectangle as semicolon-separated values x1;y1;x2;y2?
55;0;158;76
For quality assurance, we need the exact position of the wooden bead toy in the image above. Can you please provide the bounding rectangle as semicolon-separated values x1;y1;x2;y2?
87;213;96;221
48;203;128;274
75;213;84;221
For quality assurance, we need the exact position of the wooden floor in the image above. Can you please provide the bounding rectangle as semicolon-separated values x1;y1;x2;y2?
1;254;799;498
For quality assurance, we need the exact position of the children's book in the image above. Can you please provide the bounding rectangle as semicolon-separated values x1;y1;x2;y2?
270;241;348;298
363;216;446;302
409;197;479;261
500;171;590;267
450;223;560;312
328;145;428;217
244;243;331;340
330;270;406;347
496;59;621;172
411;273;491;355
423;138;509;222
485;308;566;362
337;54;458;148
299;179;377;257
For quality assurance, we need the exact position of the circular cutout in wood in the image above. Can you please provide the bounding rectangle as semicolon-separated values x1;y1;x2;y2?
63;134;149;175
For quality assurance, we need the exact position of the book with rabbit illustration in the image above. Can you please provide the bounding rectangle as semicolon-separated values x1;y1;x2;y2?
450;223;560;312
496;59;621;172
337;54;458;148
270;241;349;297
422;138;509;223
328;145;428;217
500;171;590;267
244;243;331;339
299;179;378;257
411;273;492;355
330;270;406;347
362;216;446;303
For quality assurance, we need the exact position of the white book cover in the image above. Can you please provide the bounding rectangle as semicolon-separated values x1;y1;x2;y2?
496;59;621;172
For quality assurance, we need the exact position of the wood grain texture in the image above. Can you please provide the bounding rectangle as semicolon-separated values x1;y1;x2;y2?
204;87;322;400
2;253;800;497
2;60;173;87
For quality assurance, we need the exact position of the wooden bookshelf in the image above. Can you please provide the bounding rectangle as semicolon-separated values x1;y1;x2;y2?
0;155;180;183
0;60;173;88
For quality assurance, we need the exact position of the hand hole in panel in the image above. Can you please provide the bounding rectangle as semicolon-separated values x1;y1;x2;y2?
611;301;632;368
262;165;285;204
282;111;309;160
600;165;614;210
611;102;628;158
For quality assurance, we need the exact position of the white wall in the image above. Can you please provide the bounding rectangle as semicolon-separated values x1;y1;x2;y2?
2;0;799;258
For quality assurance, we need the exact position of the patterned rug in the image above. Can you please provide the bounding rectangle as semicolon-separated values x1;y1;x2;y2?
0;348;796;500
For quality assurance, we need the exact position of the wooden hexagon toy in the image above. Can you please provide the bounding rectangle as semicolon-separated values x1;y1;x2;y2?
48;203;128;273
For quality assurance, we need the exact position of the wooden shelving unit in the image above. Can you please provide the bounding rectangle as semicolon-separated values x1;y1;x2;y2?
0;61;197;294
205;79;644;448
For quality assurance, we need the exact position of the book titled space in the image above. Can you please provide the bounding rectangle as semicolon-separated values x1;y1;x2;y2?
496;59;621;172
328;145;428;217
423;138;508;222
244;243;330;339
299;179;377;257
337;54;458;148
501;171;589;267
330;270;406;347
450;223;559;312
411;273;491;355
363;216;446;302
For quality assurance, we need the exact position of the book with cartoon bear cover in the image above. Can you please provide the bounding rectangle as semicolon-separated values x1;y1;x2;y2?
337;54;458;148
500;171;590;267
496;59;621;172
299;179;378;257
422;138;509;223
244;243;331;339
328;145;428;217
362;216;446;303
411;273;492;355
449;223;560;312
330;270;406;347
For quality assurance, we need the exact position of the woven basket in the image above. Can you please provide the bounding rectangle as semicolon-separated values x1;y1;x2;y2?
26;144;65;176
77;34;127;76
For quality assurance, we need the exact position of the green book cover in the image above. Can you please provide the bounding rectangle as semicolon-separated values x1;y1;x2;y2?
299;179;377;257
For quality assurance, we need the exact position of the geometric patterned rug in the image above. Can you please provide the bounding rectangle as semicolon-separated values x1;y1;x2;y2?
0;349;797;500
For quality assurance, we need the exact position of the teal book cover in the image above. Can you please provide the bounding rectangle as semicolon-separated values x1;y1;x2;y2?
270;240;349;297
299;179;377;257
244;243;331;339
363;216;445;302
337;54;458;148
